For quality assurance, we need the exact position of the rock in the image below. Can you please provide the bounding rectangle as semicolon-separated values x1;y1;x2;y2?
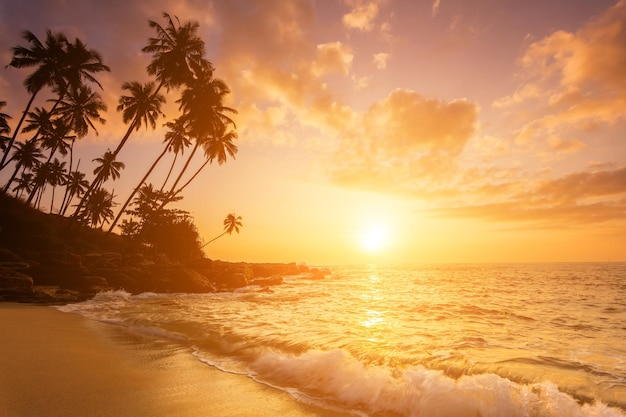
250;275;283;287
0;267;34;299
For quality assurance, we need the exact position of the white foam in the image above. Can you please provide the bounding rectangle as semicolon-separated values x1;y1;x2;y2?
250;349;626;417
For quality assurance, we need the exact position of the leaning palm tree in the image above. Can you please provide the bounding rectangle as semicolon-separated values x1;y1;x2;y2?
1;30;68;168
200;213;242;248
111;81;165;158
45;158;67;213
55;84;107;141
159;117;191;192
165;65;237;200
2;139;43;192
84;188;116;228
60;169;89;215
2;30;109;168
143;13;209;93
72;150;124;218
0;101;11;152
12;172;34;199
170;124;238;201
107;117;189;232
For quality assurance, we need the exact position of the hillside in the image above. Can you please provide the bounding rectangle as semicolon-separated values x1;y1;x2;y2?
0;194;316;303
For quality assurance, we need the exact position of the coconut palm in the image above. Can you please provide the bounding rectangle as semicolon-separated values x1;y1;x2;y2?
2;139;43;192
159;117;191;192
60;169;89;215
1;30;68;168
45;158;67;213
12;172;34;199
0;101;11;152
170;124;238;201
165;66;237;199
143;13;209;92
111;81;165;158
84;188;115;228
2;30;109;168
107;117;190;232
56;84;107;140
92;150;125;186
200;213;242;248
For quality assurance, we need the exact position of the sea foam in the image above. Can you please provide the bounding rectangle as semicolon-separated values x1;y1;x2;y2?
250;348;626;417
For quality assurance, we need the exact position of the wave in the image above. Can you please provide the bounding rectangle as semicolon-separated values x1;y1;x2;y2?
249;349;626;417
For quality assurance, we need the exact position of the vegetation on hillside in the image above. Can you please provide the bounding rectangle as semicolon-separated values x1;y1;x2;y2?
0;12;241;262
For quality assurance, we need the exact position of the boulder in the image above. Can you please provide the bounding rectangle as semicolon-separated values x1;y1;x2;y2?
0;267;34;299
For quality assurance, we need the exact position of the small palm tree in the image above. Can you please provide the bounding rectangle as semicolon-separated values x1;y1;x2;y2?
84;188;116;228
60;169;89;215
2;139;43;192
0;101;12;152
12;172;34;199
200;213;242;248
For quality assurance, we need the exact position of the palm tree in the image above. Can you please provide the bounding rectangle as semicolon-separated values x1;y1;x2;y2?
12;172;34;199
107;117;189;232
1;30;68;168
200;213;242;248
165;66;237;200
2;139;43;192
143;13;209;93
60;169;89;215
2;31;109;168
56;84;107;140
84;188;115;228
111;81;165;158
27;160;54;207
45;158;67;213
170;124;238;200
159;117;191;191
72;150;125;218
0;101;11;153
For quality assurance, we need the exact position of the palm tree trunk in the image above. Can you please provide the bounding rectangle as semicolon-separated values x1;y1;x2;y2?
167;142;199;196
0;90;39;170
107;144;170;232
169;155;211;202
159;153;178;192
200;231;227;248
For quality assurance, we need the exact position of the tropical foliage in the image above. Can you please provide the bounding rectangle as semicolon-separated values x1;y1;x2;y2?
1;13;240;260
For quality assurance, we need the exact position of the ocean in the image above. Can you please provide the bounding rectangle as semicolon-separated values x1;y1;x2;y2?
58;263;626;417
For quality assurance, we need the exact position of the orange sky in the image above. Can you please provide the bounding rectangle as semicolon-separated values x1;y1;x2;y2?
1;0;625;265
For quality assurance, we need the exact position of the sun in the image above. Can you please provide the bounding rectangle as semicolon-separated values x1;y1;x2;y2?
358;222;391;253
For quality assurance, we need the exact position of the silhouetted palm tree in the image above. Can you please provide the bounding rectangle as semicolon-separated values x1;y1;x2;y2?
2;139;43;192
2;30;109;168
45;158;67;213
0;101;12;152
159;117;191;192
2;30;68;168
108;117;189;232
72;150;124;218
84;188;115;228
171;124;238;200
12;172;34;199
143;13;208;92
56;84;107;140
60;169;88;215
200;213;242;248
111;81;165;158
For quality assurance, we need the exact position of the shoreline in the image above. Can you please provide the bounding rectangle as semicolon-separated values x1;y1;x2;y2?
0;303;348;417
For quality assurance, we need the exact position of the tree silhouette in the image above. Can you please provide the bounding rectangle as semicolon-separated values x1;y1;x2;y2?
200;213;242;248
2;139;43;193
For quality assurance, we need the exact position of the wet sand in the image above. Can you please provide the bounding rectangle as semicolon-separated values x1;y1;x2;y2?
0;303;347;417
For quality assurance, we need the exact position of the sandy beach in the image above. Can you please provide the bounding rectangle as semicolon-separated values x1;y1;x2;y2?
0;303;347;417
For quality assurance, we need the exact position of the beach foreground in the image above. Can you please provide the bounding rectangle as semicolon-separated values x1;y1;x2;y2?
0;303;347;417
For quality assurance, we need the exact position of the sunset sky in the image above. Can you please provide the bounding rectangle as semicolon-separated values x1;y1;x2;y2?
1;0;625;265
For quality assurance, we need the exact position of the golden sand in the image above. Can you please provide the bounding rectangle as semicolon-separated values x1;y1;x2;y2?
0;303;347;417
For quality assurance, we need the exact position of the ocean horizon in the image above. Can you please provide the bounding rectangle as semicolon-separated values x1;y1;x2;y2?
58;262;626;417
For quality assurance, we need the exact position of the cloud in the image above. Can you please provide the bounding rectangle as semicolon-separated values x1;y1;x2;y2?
431;0;441;17
342;1;380;31
372;52;389;70
496;0;626;144
329;89;478;192
312;42;354;76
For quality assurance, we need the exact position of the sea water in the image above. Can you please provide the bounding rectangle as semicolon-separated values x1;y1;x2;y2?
58;263;626;417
